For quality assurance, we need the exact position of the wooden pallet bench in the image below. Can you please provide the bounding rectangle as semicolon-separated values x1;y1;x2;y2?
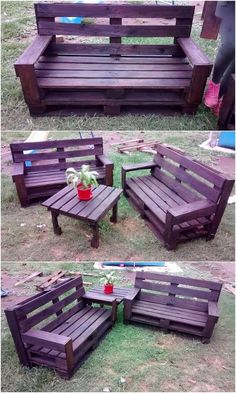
10;137;114;207
122;143;234;250
5;277;117;379
15;3;212;116
124;272;222;343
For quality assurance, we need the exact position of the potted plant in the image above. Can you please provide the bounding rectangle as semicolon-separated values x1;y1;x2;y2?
100;272;116;294
66;165;98;201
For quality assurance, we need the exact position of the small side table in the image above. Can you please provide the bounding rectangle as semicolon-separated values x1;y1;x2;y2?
84;286;131;321
42;184;123;248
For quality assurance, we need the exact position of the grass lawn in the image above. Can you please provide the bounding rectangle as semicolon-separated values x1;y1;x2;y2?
1;131;235;262
1;262;235;392
1;0;219;131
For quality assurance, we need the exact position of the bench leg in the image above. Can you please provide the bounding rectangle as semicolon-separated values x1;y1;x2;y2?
91;223;99;248
51;212;62;235
202;337;211;344
182;104;198;115
110;203;118;223
104;105;121;115
29;105;46;116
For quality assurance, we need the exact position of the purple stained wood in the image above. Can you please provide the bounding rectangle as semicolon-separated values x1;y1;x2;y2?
4;277;116;379
42;185;122;248
10;137;114;207
14;3;211;116
123;272;222;342
122;143;234;250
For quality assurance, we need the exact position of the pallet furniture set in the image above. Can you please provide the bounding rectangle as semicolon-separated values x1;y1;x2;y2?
122;143;234;250
10;137;113;207
15;2;212;116
10;138;233;249
5;272;222;378
42;184;122;248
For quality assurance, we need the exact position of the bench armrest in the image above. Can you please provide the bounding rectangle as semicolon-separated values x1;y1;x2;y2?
21;330;72;352
208;301;219;319
96;154;114;167
14;35;53;75
177;37;212;67
167;200;217;225
124;287;140;301
12;162;25;178
96;154;114;186
122;162;157;173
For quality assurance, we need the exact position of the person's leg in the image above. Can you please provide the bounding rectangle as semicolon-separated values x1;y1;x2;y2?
219;60;235;97
205;4;235;108
205;43;234;107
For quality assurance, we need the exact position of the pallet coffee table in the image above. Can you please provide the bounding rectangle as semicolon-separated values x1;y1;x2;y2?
42;184;123;248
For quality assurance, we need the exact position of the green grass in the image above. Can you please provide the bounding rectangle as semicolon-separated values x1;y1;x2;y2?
1;0;219;131
1;131;235;262
1;262;235;392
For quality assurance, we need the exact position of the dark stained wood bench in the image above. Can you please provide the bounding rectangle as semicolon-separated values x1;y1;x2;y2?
123;272;222;343
4;277;117;379
10;137;114;207
15;3;212;116
122;143;234;250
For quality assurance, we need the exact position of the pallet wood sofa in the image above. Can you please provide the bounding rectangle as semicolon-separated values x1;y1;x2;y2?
10;137;114;207
124;272;222;343
122;143;234;250
5;277;117;379
15;2;212;116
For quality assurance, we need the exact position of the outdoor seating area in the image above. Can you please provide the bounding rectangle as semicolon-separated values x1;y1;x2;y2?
9;136;234;251
5;270;223;379
15;3;212;116
1;1;235;392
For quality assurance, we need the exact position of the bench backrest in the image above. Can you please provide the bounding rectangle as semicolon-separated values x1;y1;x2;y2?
10;137;103;173
5;277;85;333
152;143;227;203
134;272;222;312
34;3;194;56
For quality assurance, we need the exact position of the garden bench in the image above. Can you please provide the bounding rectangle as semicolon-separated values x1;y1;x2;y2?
122;143;234;250
10;137;114;207
4;277;117;379
15;3;212;116
123;272;222;343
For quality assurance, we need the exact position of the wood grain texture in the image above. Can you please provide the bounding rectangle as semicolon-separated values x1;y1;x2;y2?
123;271;222;341
122;143;234;249
4;277;114;379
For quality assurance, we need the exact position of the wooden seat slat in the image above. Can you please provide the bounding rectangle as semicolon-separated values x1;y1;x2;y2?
132;303;207;327
35;62;193;72
35;69;193;80
37;77;191;90
39;55;190;65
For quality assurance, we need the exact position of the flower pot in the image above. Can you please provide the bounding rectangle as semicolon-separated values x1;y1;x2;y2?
103;283;114;294
77;183;93;201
